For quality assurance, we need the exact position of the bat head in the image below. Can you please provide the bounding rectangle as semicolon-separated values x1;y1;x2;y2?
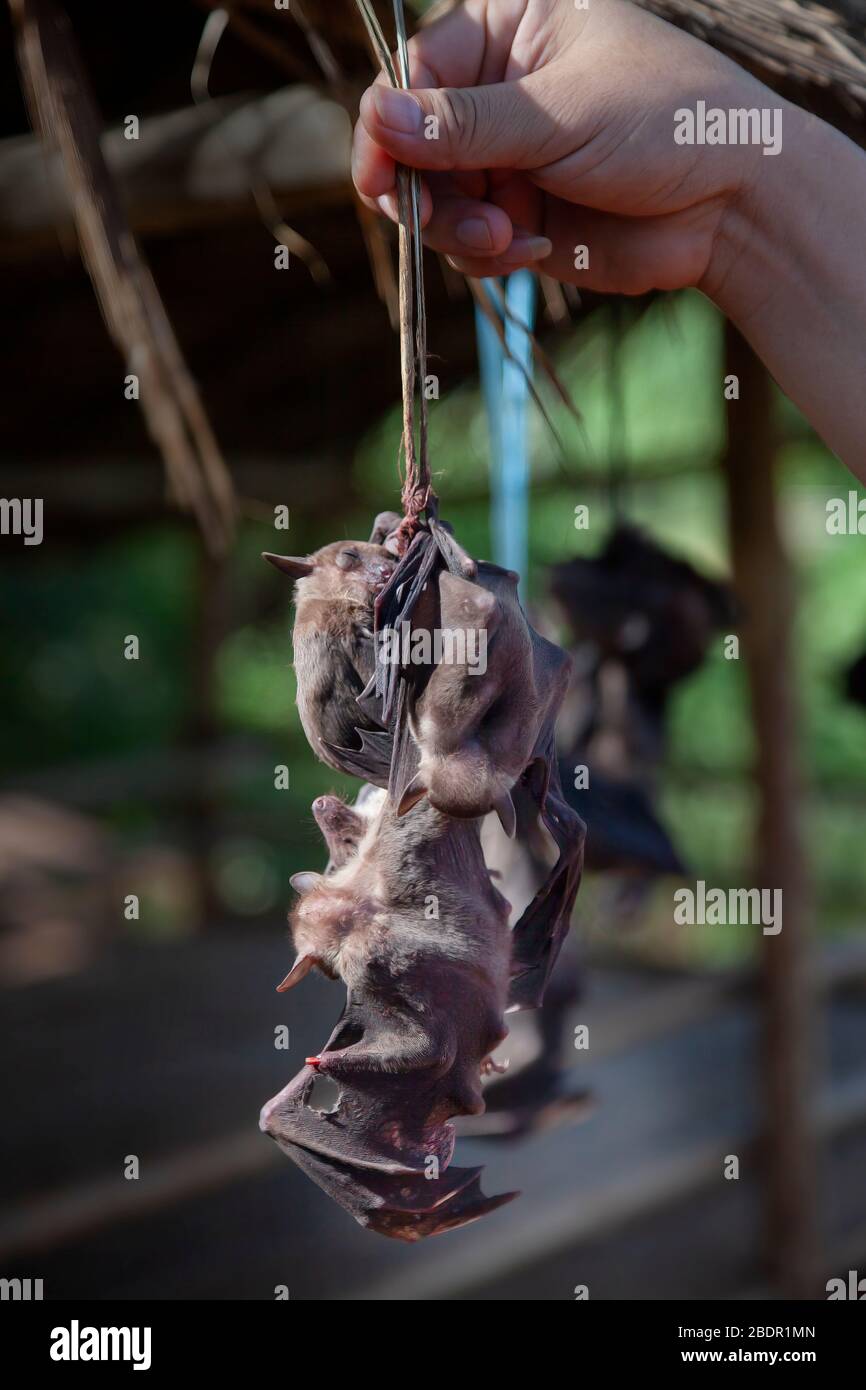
399;754;517;836
281;871;380;992
263;540;396;614
312;794;369;872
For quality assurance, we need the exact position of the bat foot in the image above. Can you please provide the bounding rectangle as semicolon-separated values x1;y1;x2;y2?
481;1055;510;1077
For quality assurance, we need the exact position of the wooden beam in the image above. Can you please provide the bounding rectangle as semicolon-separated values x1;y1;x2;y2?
722;321;821;1298
0;86;352;261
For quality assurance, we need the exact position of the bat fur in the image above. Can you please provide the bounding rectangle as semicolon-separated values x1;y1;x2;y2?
263;518;399;783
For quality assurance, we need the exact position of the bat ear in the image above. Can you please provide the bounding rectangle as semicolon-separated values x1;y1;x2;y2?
290;871;324;895
262;552;315;578
494;791;517;839
276;954;316;993
369;511;402;551
397;775;427;817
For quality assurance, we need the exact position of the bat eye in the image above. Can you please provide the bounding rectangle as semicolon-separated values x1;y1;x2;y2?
336;549;361;571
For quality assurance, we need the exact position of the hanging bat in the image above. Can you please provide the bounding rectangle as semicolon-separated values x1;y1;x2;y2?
262;794;519;1238
263;517;400;785
325;518;587;1012
550;524;736;722
397;564;566;835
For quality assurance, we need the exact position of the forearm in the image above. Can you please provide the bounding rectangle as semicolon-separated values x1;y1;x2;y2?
706;104;866;473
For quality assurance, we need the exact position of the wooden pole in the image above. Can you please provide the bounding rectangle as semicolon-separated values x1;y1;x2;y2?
722;321;821;1297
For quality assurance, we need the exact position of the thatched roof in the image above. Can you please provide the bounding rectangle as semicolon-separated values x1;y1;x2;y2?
200;2;866;116
3;0;866;542
639;1;866;115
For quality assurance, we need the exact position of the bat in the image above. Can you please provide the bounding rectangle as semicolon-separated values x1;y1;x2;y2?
845;647;866;710
550;524;736;719
263;517;400;784
263;516;585;1237
560;761;685;877
262;793;519;1239
397;564;563;834
325;517;587;1013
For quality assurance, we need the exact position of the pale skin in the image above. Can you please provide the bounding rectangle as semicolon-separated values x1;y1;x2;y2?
352;0;866;472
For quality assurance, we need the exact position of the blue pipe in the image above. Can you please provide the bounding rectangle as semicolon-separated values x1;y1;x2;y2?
475;272;537;587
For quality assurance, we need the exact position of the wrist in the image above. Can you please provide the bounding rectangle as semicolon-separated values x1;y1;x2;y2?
700;101;833;328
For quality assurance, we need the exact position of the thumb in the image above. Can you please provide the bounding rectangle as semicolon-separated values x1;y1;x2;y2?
359;74;560;173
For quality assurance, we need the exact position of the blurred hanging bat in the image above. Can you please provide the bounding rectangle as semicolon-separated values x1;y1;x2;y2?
550;524;735;738
263;514;401;785
262;793;519;1239
845;646;866;710
459;950;594;1141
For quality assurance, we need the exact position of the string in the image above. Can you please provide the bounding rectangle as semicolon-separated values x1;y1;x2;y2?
392;0;431;535
356;1;431;546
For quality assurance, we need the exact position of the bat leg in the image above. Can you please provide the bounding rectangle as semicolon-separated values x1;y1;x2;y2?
316;1025;457;1080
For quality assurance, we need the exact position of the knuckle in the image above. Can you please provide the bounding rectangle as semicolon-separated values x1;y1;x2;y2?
436;86;480;157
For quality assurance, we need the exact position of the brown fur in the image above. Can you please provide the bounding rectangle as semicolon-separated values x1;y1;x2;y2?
285;795;512;1116
265;538;395;777
402;565;556;827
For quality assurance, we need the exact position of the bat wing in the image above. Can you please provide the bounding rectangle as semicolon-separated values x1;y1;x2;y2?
387;684;422;808
429;518;478;579
509;748;585;1011
374;529;442;723
261;992;517;1241
284;1144;517;1240
508;637;586;1011
369;518;482;779
322;728;393;787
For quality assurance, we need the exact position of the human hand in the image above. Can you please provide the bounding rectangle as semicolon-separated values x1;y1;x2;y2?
352;0;775;297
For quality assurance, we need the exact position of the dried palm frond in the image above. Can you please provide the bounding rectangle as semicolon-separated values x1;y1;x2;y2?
638;0;866;109
11;0;236;552
191;7;331;283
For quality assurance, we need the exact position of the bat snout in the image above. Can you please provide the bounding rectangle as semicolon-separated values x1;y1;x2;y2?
370;561;395;589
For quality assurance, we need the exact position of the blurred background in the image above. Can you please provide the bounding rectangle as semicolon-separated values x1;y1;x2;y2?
2;0;866;1300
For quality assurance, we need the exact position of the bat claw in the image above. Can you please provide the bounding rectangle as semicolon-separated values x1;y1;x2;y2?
397;775;427;817
481;1056;510;1077
493;791;517;839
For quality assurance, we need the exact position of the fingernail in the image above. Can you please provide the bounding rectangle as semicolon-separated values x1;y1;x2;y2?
457;218;495;252
374;87;422;134
505;235;553;263
377;192;398;221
